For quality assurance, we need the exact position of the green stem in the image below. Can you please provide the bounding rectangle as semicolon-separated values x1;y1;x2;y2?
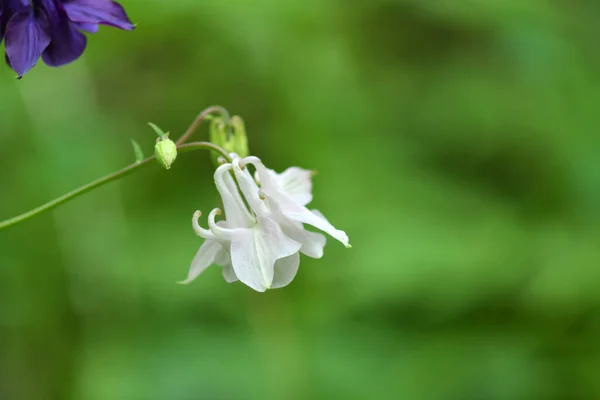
175;105;231;146
0;141;230;231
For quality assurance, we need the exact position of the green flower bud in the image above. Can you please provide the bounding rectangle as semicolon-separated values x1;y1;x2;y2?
155;136;178;169
209;118;227;167
230;116;249;158
208;115;250;166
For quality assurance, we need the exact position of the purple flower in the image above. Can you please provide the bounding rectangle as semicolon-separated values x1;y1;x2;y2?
0;0;133;77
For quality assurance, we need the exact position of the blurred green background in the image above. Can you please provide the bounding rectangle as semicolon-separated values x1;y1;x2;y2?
2;0;600;399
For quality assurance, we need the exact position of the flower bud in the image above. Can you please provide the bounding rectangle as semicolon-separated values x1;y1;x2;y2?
230;116;249;159
155;137;178;169
209;116;250;166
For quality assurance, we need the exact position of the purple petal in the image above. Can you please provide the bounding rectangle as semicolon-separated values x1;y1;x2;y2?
2;0;30;16
38;0;87;67
1;0;30;41
41;22;87;67
0;4;4;42
73;21;99;33
4;9;51;76
62;0;134;30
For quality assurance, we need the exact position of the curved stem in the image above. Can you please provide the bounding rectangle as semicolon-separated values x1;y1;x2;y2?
176;105;231;146
178;141;231;161
0;141;230;231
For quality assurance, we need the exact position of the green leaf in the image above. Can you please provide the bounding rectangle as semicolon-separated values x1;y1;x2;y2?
130;139;144;163
147;122;168;139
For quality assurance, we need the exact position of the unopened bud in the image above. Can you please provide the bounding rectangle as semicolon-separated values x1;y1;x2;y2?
230;116;249;159
208;115;250;166
155;137;177;169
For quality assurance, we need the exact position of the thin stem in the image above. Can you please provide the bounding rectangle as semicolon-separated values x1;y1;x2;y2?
178;141;232;161
0;141;230;231
175;105;231;146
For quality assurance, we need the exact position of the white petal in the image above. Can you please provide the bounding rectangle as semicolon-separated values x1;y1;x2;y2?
244;157;287;200
244;156;350;248
277;167;313;206
262;193;348;249
271;252;300;289
179;240;224;284
268;200;326;258
214;163;254;228
214;243;231;266
229;229;271;292
291;227;326;259
258;216;303;259
283;207;350;247
229;217;301;292
222;263;238;283
232;158;269;217
311;209;327;221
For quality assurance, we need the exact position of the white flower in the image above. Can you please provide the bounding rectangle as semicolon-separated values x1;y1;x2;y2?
234;156;351;256
181;154;351;292
256;166;314;206
180;162;301;292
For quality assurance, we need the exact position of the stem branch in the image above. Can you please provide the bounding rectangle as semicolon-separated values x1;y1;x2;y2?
0;141;229;231
175;105;230;145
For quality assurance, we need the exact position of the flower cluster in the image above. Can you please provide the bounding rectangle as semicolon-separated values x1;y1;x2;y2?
181;155;351;292
0;0;134;77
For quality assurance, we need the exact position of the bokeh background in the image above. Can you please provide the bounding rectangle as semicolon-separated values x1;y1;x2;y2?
2;0;600;399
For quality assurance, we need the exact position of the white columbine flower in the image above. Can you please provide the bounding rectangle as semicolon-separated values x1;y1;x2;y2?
233;156;351;257
181;162;302;292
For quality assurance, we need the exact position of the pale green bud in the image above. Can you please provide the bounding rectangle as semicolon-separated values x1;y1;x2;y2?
230;116;249;158
155;136;177;169
209;117;227;149
208;115;249;166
